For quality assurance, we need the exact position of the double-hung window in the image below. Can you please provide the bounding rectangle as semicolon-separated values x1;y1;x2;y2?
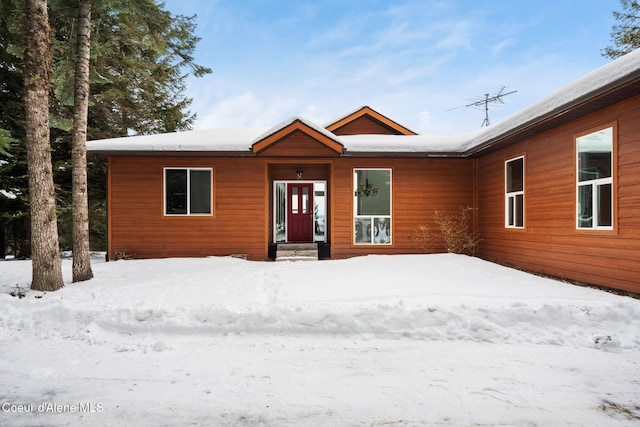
164;168;213;216
354;168;392;245
505;156;524;228
576;127;613;230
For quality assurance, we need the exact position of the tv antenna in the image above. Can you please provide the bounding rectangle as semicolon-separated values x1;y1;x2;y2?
463;86;517;127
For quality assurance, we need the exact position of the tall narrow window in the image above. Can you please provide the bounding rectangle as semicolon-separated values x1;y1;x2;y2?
354;169;392;245
164;168;213;216
314;182;326;242
274;182;286;243
576;127;613;230
505;156;524;228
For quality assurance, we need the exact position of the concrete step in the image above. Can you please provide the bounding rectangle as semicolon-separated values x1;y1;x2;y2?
276;243;318;261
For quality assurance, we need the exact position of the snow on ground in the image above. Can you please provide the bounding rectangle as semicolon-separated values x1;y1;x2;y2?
0;254;638;426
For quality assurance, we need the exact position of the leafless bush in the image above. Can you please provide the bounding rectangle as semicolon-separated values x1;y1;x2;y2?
114;250;135;260
409;225;435;252
433;206;481;256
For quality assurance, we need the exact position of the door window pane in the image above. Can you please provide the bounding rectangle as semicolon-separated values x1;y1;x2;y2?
302;187;309;214
291;187;298;214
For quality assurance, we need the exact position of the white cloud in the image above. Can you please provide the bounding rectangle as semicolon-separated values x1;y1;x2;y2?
433;20;474;51
490;38;516;57
174;0;614;137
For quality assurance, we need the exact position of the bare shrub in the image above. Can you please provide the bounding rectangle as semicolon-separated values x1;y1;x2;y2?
409;225;434;252
115;250;135;260
434;206;481;256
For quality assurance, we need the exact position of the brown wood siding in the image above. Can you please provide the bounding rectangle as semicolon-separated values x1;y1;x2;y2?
331;116;400;136
331;158;474;258
108;156;268;260
257;130;341;157
477;95;640;293
108;155;473;261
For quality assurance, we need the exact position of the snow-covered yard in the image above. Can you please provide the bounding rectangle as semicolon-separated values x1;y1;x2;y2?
0;254;638;426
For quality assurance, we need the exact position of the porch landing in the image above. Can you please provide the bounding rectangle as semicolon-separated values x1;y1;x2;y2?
275;243;318;261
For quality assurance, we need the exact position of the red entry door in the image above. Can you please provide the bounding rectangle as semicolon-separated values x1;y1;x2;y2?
287;183;314;242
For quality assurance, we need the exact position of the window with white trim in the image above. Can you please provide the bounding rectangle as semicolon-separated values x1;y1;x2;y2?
354;168;391;245
164;168;213;216
576;127;613;230
505;156;524;228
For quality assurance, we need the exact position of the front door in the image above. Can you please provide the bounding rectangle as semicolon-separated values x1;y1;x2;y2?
287;183;314;242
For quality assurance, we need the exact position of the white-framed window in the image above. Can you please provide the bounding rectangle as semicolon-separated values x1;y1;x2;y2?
164;168;213;216
505;156;524;228
354;168;392;245
576;127;613;230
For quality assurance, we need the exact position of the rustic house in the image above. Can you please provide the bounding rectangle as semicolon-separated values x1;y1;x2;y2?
88;49;640;294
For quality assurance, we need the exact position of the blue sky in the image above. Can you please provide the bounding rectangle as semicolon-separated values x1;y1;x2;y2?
162;0;622;134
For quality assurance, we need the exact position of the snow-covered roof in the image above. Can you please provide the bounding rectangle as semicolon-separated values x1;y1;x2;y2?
339;129;484;154
87;48;640;156
87;127;268;153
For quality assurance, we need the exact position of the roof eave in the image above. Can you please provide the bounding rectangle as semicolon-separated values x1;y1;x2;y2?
464;73;640;157
342;150;467;158
88;150;255;159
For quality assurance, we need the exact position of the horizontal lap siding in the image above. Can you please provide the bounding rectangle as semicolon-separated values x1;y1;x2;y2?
477;96;640;293
332;116;398;135
258;131;341;157
109;157;267;260
331;158;474;258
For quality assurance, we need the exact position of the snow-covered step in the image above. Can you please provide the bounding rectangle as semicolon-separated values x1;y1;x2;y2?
275;243;318;261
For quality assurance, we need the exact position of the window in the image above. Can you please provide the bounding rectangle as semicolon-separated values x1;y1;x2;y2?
354;168;391;245
505;156;524;228
164;168;212;215
576;127;613;230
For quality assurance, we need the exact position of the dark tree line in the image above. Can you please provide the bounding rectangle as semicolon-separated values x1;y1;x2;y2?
0;0;210;288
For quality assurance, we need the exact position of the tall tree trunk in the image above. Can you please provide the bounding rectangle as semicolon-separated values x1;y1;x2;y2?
24;0;63;291
71;0;93;282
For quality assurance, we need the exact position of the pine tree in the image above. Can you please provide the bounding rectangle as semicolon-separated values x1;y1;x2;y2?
0;1;32;259
23;0;64;291
0;0;211;265
603;0;640;58
85;0;211;137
